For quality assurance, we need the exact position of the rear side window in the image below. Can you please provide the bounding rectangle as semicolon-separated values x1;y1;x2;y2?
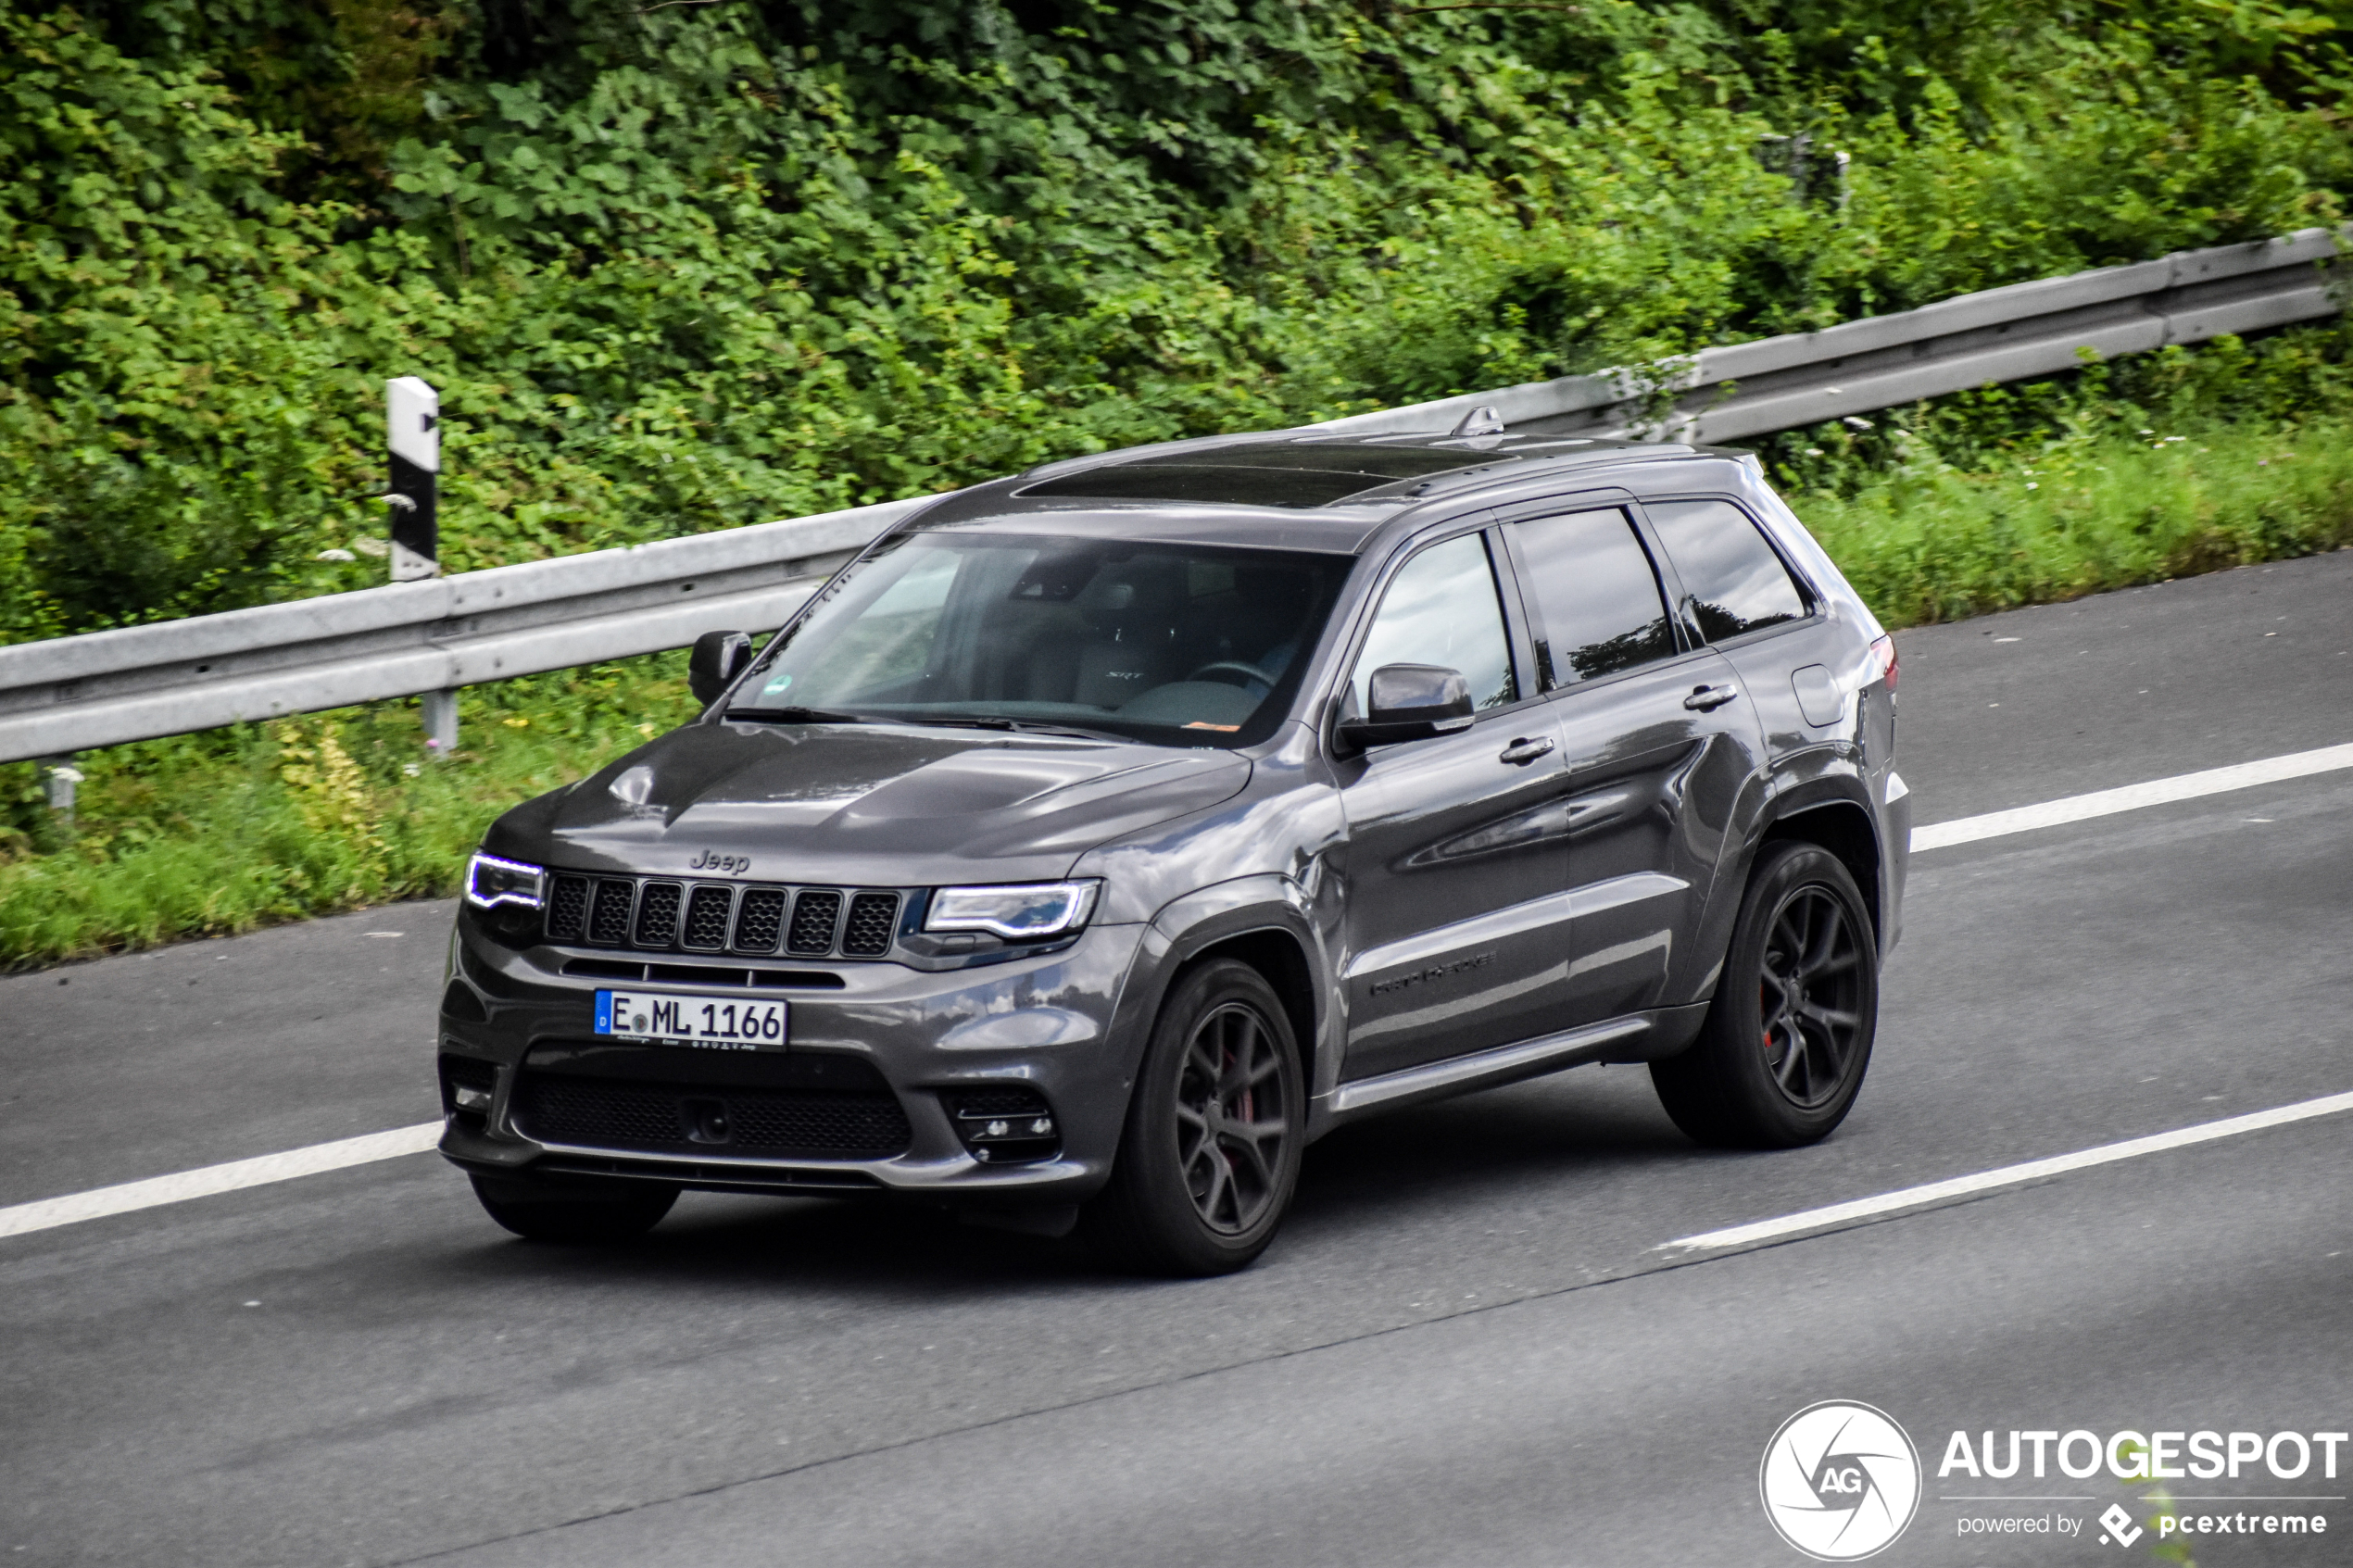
1349;532;1516;716
1644;498;1809;644
1501;508;1678;689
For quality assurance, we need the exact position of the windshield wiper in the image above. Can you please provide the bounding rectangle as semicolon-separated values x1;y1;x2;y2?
912;716;1126;742
725;705;865;725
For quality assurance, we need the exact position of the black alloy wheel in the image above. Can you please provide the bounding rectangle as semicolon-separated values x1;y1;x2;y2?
1082;959;1304;1275
1756;884;1866;1110
1651;840;1879;1148
1176;1000;1290;1235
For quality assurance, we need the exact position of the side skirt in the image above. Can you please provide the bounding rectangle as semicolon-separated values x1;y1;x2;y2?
1313;1002;1709;1133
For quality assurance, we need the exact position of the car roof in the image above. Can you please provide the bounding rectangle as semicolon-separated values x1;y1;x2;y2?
900;431;1744;555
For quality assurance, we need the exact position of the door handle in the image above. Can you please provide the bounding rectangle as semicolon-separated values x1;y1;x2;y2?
1499;736;1555;765
1684;683;1739;712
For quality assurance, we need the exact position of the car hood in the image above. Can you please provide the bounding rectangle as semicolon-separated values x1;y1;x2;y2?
484;720;1253;890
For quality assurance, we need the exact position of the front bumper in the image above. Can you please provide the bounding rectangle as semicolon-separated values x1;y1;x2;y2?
436;914;1151;1208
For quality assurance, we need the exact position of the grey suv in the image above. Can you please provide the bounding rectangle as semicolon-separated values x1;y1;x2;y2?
438;427;1907;1273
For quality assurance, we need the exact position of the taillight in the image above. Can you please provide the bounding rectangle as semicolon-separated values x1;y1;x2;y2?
1869;633;1898;694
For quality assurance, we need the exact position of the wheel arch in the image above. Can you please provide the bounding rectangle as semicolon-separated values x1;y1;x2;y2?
1114;876;1333;1111
1755;787;1884;947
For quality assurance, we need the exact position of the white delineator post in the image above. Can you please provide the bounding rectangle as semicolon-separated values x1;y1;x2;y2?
387;377;459;753
41;758;82;822
385;377;439;582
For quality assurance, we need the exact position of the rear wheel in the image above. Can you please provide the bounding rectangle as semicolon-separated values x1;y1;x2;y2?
1082;959;1304;1276
469;1172;678;1243
1651;841;1878;1148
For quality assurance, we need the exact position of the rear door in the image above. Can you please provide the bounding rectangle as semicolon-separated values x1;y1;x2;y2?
1333;526;1574;1083
1494;498;1768;1025
1641;495;1846;765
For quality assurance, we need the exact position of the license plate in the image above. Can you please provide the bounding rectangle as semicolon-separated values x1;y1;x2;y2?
595;990;786;1050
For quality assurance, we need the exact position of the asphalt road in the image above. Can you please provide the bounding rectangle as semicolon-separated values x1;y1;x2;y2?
4;549;2350;1567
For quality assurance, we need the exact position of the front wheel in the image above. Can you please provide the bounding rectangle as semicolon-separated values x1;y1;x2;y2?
1651;841;1879;1148
470;1172;678;1243
1081;959;1304;1276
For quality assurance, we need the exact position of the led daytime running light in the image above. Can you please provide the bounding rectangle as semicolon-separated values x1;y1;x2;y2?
466;852;547;910
925;881;1101;940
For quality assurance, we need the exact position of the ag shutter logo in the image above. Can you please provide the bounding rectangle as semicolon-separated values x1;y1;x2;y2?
1761;1401;1923;1561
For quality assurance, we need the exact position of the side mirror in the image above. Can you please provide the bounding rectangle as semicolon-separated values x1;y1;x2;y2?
688;630;753;707
1336;663;1476;750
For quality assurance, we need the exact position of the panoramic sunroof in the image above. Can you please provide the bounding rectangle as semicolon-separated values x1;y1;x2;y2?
1019;442;1520;509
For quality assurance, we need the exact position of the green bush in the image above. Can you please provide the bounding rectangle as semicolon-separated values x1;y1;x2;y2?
5;1;2351;638
7;2;2353;964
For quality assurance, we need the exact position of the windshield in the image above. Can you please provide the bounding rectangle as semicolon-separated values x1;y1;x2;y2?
727;533;1348;747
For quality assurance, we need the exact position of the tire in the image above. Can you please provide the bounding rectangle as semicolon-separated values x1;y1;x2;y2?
1651;840;1879;1148
470;1172;678;1243
1081;959;1305;1276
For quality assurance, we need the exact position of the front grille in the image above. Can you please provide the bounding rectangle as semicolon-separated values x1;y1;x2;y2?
634;882;682;947
787;890;842;955
734;889;786;952
546;877;588;942
843;893;899;956
541;872;907;960
513;1076;912;1160
683;885;733;949
588;879;635;945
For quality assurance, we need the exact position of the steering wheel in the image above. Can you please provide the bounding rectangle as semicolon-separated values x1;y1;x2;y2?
1185;659;1278;689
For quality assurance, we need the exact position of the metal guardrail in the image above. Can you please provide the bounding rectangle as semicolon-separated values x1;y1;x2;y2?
1311;227;2345;443
1;227;2340;767
0;496;927;763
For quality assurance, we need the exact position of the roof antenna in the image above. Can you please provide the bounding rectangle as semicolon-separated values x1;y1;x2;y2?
1448;405;1505;438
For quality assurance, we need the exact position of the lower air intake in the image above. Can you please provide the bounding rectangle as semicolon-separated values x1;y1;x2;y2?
513;1076;912;1160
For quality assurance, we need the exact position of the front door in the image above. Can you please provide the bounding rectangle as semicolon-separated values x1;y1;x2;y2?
1334;528;1573;1083
1495;502;1768;1024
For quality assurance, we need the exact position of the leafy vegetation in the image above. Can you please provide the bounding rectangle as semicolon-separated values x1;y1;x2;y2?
6;1;2353;963
6;0;2352;637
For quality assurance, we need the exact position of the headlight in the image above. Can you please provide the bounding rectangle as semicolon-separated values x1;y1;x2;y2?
925;881;1101;940
465;852;546;910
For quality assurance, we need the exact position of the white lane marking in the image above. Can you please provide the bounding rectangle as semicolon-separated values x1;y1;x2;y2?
10;747;2346;1244
0;1123;443;1242
1911;741;2353;851
1662;1090;2353;1253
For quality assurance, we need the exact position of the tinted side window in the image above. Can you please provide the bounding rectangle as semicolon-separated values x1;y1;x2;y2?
1645;498;1808;644
1349;532;1516;715
1502;508;1677;688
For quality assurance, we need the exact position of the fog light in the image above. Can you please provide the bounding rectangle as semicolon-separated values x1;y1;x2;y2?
943;1087;1060;1165
453;1085;493;1112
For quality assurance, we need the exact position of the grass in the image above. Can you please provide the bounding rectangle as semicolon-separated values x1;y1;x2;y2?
1794;418;2353;625
5;412;2352;970
0;656;701;967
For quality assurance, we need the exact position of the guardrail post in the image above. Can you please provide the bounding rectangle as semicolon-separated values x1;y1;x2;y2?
422;689;459;757
40;757;81;822
385;377;439;583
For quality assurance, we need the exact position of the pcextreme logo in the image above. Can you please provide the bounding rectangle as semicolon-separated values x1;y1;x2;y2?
1761;1401;1923;1561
